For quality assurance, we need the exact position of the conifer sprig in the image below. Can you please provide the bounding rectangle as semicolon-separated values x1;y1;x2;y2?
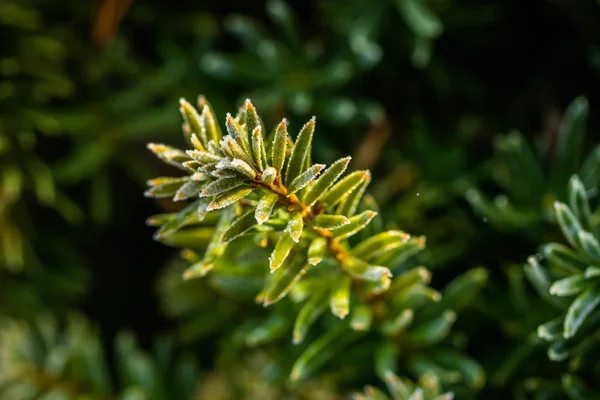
526;175;600;363
146;96;394;311
146;96;485;393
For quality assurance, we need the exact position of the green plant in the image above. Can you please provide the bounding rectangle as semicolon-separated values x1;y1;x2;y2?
144;96;485;397
0;0;218;318
319;0;444;69
519;175;600;397
0;314;199;400
466;96;599;236
200;0;382;129
460;97;600;399
352;371;452;400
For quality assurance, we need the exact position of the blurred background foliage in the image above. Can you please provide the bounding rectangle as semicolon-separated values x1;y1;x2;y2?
1;0;600;398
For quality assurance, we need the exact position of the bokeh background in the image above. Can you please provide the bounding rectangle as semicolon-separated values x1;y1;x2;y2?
1;0;600;398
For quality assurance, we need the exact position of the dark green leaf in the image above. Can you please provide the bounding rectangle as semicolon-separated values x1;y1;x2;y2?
564;286;600;338
263;252;308;306
396;0;443;38
219;207;258;244
293;288;328;344
537;317;564;341
406;310;456;346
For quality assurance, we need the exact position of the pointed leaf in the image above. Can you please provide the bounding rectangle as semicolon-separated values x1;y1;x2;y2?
208;139;225;157
564;286;600;338
441;267;489;312
343;257;392;282
568;176;592;230
144;177;187;198
352;230;411;261
200;177;245;198
337;171;371;217
263;253;308;306
580;144;600;188
197;197;212;221
293;288;329;344
153;200;200;239
374;236;426;268
173;180;204;201
231;158;258;179
396;0;443;38
381;309;414;337
226;113;252;157
284;117;315;185
246;312;290;347
290;323;359;382
157;227;214;248
256;193;279;224
350;303;373;331
207;186;254;211
261;166;277;185
288;164;325;194
537;317;564;341
222;135;255;166
374;341;400;381
147;143;192;171
543;243;587;271
186;149;222;164
287;211;303;242
303;157;351;206
190;133;205;151
244;99;261;133
554;202;583;249
578;231;600;262
219;207;258;244
179;98;206;146
308;237;328;265
198;95;222;143
319;171;369;209
330;275;351;319
525;255;569;307
331;210;377;239
430;349;486;391
550;274;588;297
270;232;296;272
184;210;232;278
251;126;266;171
585;266;600;278
312;215;350;230
388;267;431;293
407;310;456;346
271;119;288;173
